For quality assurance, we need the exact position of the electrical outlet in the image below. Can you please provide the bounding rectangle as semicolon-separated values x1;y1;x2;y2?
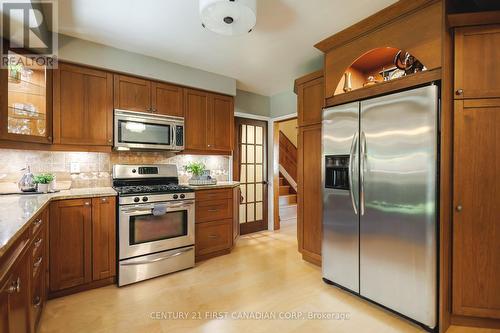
70;162;80;174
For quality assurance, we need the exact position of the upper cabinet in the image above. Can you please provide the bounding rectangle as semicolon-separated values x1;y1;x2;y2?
151;82;184;117
184;89;234;154
209;94;234;152
295;71;324;127
114;74;184;117
454;25;500;99
113;75;151;113
0;51;52;144
53;63;113;146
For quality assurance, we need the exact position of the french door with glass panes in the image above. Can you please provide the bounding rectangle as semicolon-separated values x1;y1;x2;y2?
234;118;268;235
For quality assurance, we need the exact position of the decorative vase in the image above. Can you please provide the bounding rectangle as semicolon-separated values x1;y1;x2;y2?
343;72;352;92
37;183;49;193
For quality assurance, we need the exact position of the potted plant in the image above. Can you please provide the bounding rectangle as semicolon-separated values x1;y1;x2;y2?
184;162;205;181
34;173;54;193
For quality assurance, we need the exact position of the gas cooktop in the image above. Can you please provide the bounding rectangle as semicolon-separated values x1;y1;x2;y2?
114;184;193;196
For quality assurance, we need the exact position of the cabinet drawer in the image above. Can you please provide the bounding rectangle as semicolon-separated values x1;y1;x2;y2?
196;199;232;223
195;220;232;256
196;188;232;201
30;211;46;236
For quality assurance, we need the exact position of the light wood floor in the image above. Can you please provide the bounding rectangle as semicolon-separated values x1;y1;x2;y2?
39;221;498;333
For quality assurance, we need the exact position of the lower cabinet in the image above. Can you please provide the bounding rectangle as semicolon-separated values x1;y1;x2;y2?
49;197;116;296
453;99;500;320
0;208;48;333
297;124;323;266
194;188;236;261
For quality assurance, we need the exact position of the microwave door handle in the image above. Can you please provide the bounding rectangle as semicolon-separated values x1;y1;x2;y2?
348;132;359;215
171;126;175;148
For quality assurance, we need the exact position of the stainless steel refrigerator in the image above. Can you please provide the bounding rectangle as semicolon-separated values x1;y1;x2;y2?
322;85;438;330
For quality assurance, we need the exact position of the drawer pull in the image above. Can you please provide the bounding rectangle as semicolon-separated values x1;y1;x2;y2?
208;209;219;212
33;256;43;268
7;278;20;294
34;238;43;249
208;235;218;239
84;202;91;206
101;197;108;203
33;296;41;308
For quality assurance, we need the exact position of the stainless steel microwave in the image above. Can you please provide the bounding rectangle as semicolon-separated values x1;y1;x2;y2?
114;109;184;151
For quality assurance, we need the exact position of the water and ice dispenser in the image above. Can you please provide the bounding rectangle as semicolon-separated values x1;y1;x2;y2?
324;155;350;190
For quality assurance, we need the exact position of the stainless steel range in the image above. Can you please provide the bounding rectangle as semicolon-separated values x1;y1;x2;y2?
113;164;195;286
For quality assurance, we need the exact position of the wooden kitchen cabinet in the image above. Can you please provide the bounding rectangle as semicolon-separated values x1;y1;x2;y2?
184;88;209;150
452;98;500;320
296;72;324;127
151;82;184;117
0;51;53;145
53;63;113;146
113;74;151;113
114;74;185;117
1;253;31;333
297;124;322;266
0;208;49;333
295;70;324;266
49;199;92;292
91;197;116;281
455;25;500;99
194;188;235;261
208;94;234;151
49;197;116;297
184;89;234;154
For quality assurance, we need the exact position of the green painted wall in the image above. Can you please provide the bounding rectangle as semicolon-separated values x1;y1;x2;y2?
57;34;237;96
235;89;271;117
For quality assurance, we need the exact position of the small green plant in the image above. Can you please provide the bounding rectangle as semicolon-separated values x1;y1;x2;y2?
184;162;205;177
33;173;54;184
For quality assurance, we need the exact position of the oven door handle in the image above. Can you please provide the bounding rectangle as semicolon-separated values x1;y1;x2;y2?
167;201;194;209
121;209;153;216
120;248;193;266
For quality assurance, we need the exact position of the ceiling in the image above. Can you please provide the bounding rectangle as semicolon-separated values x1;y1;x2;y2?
58;0;397;96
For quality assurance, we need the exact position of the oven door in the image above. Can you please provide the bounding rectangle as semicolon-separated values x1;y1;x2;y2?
119;200;195;259
114;110;175;150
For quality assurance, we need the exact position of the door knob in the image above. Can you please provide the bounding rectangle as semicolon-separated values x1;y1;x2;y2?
456;205;463;212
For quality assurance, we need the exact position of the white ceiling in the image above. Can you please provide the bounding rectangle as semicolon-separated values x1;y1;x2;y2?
58;0;397;96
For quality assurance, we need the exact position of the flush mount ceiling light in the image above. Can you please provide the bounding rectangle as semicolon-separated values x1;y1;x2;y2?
200;0;257;36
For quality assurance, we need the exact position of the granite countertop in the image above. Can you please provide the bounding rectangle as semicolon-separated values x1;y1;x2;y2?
0;187;117;257
182;181;241;190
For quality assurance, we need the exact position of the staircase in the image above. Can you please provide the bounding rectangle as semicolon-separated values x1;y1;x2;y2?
279;175;297;222
278;130;298;222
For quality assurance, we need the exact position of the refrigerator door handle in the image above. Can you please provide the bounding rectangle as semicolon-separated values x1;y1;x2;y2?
360;131;366;216
348;132;359;215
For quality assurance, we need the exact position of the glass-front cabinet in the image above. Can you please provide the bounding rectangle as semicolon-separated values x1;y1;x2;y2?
0;51;52;143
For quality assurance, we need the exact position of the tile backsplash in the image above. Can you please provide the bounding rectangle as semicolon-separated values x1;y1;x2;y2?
0;149;231;189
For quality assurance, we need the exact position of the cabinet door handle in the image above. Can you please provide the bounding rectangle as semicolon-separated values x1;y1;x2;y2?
7;278;20;294
33;256;43;268
34;238;43;249
33;296;41;308
84;202;91;206
456;205;463;212
101;197;108;203
33;218;42;228
456;89;463;96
